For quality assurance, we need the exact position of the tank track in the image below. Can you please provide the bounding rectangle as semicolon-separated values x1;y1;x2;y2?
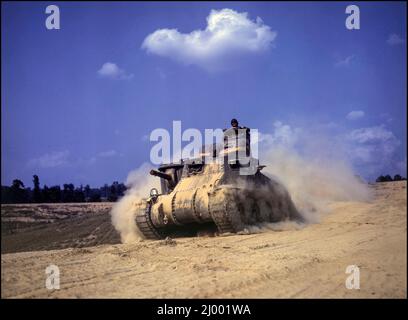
209;189;244;234
135;201;164;240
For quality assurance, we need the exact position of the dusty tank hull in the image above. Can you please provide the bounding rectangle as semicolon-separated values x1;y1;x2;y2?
134;160;302;240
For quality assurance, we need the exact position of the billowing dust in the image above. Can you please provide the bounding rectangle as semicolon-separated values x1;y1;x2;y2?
111;163;160;243
261;147;371;223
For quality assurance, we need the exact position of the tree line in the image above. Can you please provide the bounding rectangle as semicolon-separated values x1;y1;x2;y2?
1;175;127;204
375;174;406;183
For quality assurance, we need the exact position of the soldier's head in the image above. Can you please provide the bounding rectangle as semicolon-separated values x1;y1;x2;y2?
231;118;238;128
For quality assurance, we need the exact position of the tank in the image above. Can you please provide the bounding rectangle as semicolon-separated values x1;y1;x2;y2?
134;126;302;240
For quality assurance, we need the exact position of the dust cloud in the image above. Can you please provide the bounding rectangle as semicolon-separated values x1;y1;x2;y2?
257;121;372;223
110;163;160;243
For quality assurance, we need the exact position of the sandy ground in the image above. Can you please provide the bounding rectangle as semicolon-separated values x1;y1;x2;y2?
1;181;406;298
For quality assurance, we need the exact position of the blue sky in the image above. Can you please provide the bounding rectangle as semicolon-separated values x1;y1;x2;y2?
1;1;406;187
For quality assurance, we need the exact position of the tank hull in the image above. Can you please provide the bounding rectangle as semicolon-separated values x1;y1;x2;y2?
135;163;301;240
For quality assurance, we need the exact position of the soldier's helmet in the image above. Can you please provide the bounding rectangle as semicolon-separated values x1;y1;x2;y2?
231;118;239;127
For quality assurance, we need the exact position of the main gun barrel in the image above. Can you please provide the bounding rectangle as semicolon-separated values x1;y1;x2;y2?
150;169;172;181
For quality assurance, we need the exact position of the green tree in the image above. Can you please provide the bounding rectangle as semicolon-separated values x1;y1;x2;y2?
74;185;85;202
62;183;75;202
394;174;402;181
84;184;91;201
41;185;50;203
49;185;61;202
33;175;42;203
10;179;28;203
108;182;118;202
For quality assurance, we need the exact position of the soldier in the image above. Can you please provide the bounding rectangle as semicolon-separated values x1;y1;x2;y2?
224;119;251;157
229;118;249;131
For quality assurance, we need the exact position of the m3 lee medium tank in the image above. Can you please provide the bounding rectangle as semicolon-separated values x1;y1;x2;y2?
134;125;302;240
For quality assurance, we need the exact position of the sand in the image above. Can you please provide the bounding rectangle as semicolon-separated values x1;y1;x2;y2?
1;181;406;298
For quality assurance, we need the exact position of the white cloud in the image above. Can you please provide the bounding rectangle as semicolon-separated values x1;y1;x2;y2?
348;125;397;144
387;33;405;46
334;54;355;67
87;157;97;165
255;121;301;152
142;8;277;70
270;121;301;147
97;150;118;158
259;121;402;181
346;125;401;177
97;62;134;80
346;110;365;120
28;150;70;168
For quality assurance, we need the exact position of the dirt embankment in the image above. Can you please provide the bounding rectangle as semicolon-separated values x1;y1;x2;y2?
1;203;119;253
1;182;406;298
